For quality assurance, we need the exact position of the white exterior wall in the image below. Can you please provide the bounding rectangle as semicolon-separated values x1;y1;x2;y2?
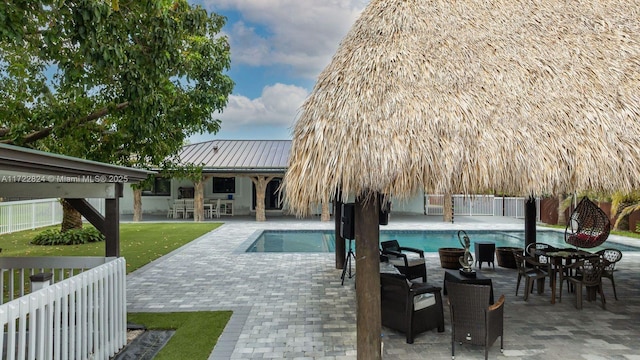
390;190;426;215
120;176;258;216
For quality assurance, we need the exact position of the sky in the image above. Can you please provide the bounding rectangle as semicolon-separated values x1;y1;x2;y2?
188;0;369;143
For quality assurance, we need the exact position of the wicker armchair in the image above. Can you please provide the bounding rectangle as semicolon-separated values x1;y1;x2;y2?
525;242;558;266
381;240;427;282
446;282;504;360
596;248;622;300
512;250;549;300
380;273;444;344
559;257;606;309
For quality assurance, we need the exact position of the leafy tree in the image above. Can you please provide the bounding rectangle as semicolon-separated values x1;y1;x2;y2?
610;191;640;231
0;0;234;228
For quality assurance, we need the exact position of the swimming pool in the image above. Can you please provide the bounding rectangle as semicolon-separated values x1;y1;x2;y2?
245;229;640;253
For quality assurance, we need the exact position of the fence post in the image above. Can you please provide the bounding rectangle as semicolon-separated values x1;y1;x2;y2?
30;273;53;292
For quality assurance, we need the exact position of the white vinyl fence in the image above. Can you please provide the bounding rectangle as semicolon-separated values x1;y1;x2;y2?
425;195;540;220
0;199;105;235
0;257;127;360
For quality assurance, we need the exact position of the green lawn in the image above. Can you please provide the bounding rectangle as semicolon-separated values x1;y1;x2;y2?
127;311;233;359
0;222;221;273
0;222;229;359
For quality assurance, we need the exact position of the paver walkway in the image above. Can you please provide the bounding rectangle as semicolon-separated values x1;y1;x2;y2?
125;216;640;359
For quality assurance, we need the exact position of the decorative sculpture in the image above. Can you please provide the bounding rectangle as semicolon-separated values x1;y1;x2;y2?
458;230;475;275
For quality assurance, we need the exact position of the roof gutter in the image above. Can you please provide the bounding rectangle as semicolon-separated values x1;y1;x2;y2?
202;168;287;174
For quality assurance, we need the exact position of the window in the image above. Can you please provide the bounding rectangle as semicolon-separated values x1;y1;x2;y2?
141;177;171;196
213;177;235;193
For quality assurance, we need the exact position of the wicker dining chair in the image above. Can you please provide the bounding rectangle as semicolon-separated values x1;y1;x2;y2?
595;248;623;300
446;281;504;360
525;242;558;266
559;257;606;309
512;250;549;300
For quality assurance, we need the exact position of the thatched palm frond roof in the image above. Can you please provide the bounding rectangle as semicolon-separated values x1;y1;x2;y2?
283;0;640;216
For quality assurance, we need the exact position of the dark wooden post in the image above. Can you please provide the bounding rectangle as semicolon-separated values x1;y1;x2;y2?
355;192;381;360
64;182;122;258
105;186;122;257
335;195;345;269
524;196;537;250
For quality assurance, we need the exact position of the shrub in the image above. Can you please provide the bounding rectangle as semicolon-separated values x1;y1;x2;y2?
32;227;105;246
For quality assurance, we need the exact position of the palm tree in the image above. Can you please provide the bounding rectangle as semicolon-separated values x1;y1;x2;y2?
610;191;640;231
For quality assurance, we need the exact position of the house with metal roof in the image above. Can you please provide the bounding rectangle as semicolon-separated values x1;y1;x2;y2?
120;140;300;220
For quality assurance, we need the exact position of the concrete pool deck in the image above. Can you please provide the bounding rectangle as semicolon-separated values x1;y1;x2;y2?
124;215;640;359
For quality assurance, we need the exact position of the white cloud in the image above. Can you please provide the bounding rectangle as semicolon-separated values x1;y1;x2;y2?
204;0;368;79
215;83;308;129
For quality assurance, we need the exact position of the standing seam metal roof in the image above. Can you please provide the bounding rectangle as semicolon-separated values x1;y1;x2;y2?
178;140;291;171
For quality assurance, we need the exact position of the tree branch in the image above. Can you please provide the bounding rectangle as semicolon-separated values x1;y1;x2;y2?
0;101;129;145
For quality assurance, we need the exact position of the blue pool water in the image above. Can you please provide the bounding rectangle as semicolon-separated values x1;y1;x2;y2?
245;230;640;253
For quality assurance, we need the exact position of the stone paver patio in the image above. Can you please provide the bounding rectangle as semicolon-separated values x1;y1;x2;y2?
124;216;640;359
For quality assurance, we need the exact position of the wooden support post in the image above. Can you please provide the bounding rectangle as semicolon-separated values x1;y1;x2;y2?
193;179;205;221
355;193;381;360
133;187;142;222
251;176;274;221
67;183;123;258
335;197;345;269
321;201;330;221
443;193;453;223
105;193;121;257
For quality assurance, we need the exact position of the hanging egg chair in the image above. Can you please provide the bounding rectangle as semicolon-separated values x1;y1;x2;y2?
565;197;611;248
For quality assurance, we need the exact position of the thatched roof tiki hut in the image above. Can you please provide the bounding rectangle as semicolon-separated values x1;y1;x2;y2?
283;0;640;358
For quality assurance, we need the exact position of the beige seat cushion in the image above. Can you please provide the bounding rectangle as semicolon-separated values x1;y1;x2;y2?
414;293;436;311
388;256;425;267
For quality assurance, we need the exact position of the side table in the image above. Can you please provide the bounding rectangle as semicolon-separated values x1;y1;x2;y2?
474;241;496;269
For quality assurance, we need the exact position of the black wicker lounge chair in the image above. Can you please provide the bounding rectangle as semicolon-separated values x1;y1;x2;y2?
381;240;427;282
380;273;444;344
446;281;504;360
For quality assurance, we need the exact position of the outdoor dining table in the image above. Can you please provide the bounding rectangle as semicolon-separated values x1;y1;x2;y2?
541;249;599;304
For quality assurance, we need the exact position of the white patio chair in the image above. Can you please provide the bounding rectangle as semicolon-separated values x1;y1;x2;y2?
184;199;195;218
209;199;221;218
173;199;185;219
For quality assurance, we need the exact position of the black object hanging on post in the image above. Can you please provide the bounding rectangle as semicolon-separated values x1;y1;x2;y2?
340;203;355;239
379;195;390;226
334;191;345;270
524;196;537;250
